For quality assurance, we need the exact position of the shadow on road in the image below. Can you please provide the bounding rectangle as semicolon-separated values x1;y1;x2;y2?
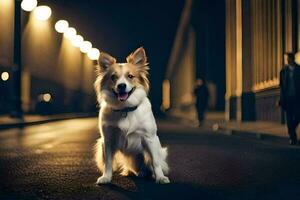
96;175;217;200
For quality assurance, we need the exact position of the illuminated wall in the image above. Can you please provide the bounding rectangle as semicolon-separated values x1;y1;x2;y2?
0;0;14;67
0;0;14;113
22;12;95;112
251;0;282;91
163;0;198;122
225;0;239;120
164;0;226;122
225;0;299;122
168;28;197;122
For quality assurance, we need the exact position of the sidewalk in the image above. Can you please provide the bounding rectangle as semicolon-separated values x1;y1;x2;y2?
0;113;96;130
206;112;291;139
172;112;299;140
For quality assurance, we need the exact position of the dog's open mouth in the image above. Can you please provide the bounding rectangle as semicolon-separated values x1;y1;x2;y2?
113;88;135;101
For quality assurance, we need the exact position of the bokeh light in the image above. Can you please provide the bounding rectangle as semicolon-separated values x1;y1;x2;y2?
21;0;37;12
34;6;52;21
71;35;84;47
43;93;51;102
87;48;100;60
64;27;77;40
55;20;69;33
80;41;92;53
1;72;9;81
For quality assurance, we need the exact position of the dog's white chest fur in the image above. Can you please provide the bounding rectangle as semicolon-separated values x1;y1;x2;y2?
117;112;144;153
99;97;157;153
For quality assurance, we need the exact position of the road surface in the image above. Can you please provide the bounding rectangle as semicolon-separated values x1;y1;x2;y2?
0;118;300;199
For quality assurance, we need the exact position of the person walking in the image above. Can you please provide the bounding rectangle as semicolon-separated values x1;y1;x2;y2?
194;78;209;126
279;52;300;145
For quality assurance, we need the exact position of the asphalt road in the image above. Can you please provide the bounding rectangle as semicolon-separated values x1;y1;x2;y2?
0;118;300;200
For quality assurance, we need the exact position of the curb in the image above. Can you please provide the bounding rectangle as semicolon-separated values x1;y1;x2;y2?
164;115;289;142
216;125;288;141
0;114;97;130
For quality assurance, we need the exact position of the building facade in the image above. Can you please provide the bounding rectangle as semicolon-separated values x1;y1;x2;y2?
164;0;299;123
226;0;299;122
163;0;226;122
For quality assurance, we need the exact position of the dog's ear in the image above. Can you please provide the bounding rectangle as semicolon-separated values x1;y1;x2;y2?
98;52;116;70
126;47;147;66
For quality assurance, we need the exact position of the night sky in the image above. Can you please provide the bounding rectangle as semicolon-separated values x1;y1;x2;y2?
42;0;185;114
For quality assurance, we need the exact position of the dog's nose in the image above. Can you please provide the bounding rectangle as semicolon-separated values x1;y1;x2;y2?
117;83;126;91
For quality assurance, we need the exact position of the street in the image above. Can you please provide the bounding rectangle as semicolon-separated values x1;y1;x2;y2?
0;118;300;200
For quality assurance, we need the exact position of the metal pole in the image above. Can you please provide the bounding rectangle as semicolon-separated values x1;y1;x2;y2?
11;0;23;119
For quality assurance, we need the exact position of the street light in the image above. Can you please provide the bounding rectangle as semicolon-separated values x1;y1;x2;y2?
34;6;52;21
1;72;9;81
21;0;37;12
43;93;51;102
55;20;69;33
80;41;92;53
64;27;77;40
71;35;83;47
87;48;100;60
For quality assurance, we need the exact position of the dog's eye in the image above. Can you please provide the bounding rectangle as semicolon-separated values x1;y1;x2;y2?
128;74;134;79
111;74;117;81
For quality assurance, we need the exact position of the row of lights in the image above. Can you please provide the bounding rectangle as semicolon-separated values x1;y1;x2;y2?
21;0;51;21
54;20;100;60
18;0;100;101
20;0;100;60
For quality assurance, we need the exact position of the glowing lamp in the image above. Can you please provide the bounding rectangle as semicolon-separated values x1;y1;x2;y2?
71;35;84;47
43;93;51;102
80;41;92;53
34;6;52;21
1;72;9;81
64;27;77;40
21;0;37;12
162;79;170;110
87;48;100;60
295;51;300;65
55;20;69;33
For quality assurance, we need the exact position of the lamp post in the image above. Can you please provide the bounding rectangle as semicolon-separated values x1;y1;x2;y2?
11;0;23;119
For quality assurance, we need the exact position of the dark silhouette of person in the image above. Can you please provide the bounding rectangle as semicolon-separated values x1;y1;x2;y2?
279;52;300;145
194;78;209;126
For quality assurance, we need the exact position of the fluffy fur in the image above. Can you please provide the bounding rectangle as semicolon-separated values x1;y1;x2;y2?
94;47;170;184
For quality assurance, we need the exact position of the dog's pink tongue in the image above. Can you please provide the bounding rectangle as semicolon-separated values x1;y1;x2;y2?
118;93;129;101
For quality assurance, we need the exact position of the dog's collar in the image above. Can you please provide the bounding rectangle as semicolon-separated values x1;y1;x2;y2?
112;106;138;117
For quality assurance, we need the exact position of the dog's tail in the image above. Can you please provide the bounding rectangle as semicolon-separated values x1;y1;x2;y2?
94;138;104;173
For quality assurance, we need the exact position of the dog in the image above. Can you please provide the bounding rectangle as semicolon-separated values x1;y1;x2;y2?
94;47;170;184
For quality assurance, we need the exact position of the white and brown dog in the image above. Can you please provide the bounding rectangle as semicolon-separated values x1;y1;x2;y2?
94;47;169;184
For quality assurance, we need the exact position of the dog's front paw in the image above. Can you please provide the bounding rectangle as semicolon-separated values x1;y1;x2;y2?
96;175;112;185
156;176;170;184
